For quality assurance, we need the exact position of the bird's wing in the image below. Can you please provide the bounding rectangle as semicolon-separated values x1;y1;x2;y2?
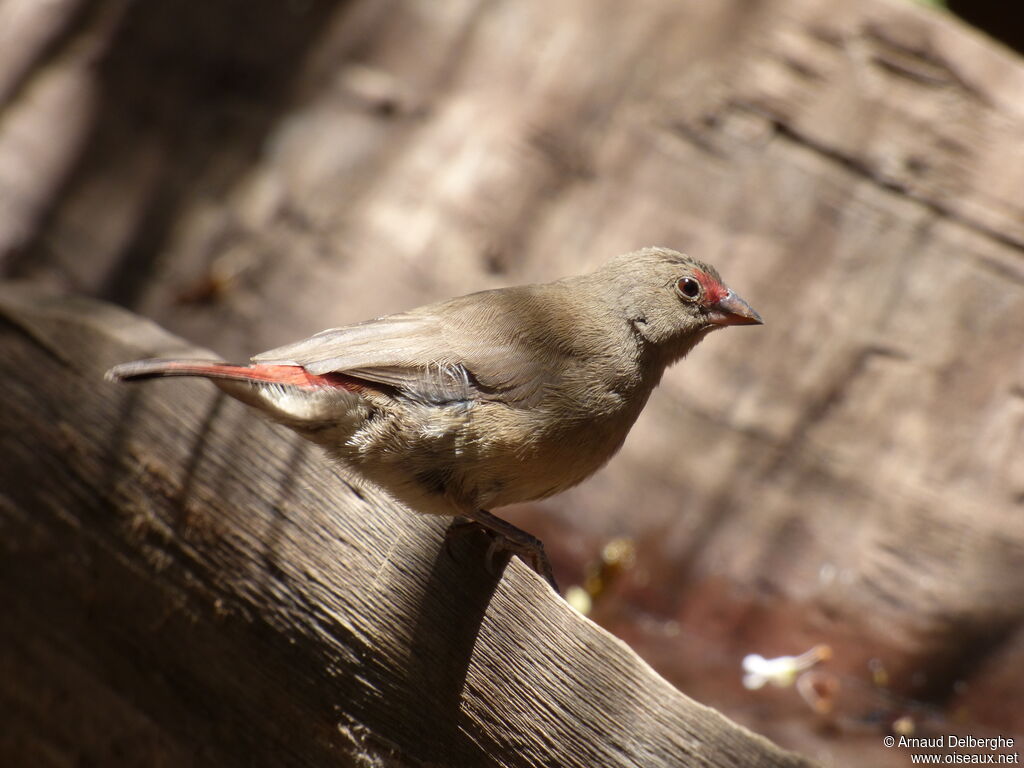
253;288;562;407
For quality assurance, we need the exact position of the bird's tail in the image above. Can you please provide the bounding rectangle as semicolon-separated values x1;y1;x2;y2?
106;358;368;435
105;359;342;389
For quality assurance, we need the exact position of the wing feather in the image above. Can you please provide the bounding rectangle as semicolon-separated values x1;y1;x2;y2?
253;287;563;406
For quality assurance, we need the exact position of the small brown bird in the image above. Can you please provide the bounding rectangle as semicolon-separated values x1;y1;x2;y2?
107;247;762;589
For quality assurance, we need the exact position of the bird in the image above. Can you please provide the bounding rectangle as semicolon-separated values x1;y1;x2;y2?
107;247;762;590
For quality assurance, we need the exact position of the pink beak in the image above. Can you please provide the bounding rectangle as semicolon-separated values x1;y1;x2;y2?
707;290;763;326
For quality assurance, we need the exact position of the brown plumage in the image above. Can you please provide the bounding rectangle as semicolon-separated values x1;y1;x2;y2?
107;247;762;590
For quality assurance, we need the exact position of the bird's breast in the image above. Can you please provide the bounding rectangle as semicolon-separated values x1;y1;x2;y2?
454;389;647;507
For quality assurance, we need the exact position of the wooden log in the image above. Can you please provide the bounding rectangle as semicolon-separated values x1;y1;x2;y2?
0;283;811;766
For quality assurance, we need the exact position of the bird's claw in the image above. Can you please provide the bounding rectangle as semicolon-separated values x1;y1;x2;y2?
444;516;559;593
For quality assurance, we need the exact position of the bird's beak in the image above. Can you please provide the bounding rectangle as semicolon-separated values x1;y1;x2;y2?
707;290;763;326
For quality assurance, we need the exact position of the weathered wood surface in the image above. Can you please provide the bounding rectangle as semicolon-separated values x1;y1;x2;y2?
2;0;1024;764
0;285;811;766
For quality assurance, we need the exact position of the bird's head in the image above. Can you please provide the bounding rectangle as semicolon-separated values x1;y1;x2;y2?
596;247;763;364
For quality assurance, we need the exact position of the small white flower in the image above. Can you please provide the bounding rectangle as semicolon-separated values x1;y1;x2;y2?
742;645;831;690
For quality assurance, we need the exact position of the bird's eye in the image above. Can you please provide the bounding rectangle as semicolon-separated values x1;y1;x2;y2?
676;276;701;299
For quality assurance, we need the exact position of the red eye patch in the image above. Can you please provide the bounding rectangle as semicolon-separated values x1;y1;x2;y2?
693;270;728;305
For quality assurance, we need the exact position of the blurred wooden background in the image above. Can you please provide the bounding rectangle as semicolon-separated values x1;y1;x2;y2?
2;0;1023;765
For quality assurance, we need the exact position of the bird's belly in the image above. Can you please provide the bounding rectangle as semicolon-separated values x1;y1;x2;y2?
329;398;637;515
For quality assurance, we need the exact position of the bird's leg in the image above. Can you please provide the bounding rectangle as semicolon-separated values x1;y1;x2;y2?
444;517;511;575
444;509;558;593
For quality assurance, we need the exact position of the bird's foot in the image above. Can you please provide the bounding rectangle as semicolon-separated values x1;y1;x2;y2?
444;511;558;593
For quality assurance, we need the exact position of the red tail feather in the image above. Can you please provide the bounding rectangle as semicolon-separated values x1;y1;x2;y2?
106;359;356;390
